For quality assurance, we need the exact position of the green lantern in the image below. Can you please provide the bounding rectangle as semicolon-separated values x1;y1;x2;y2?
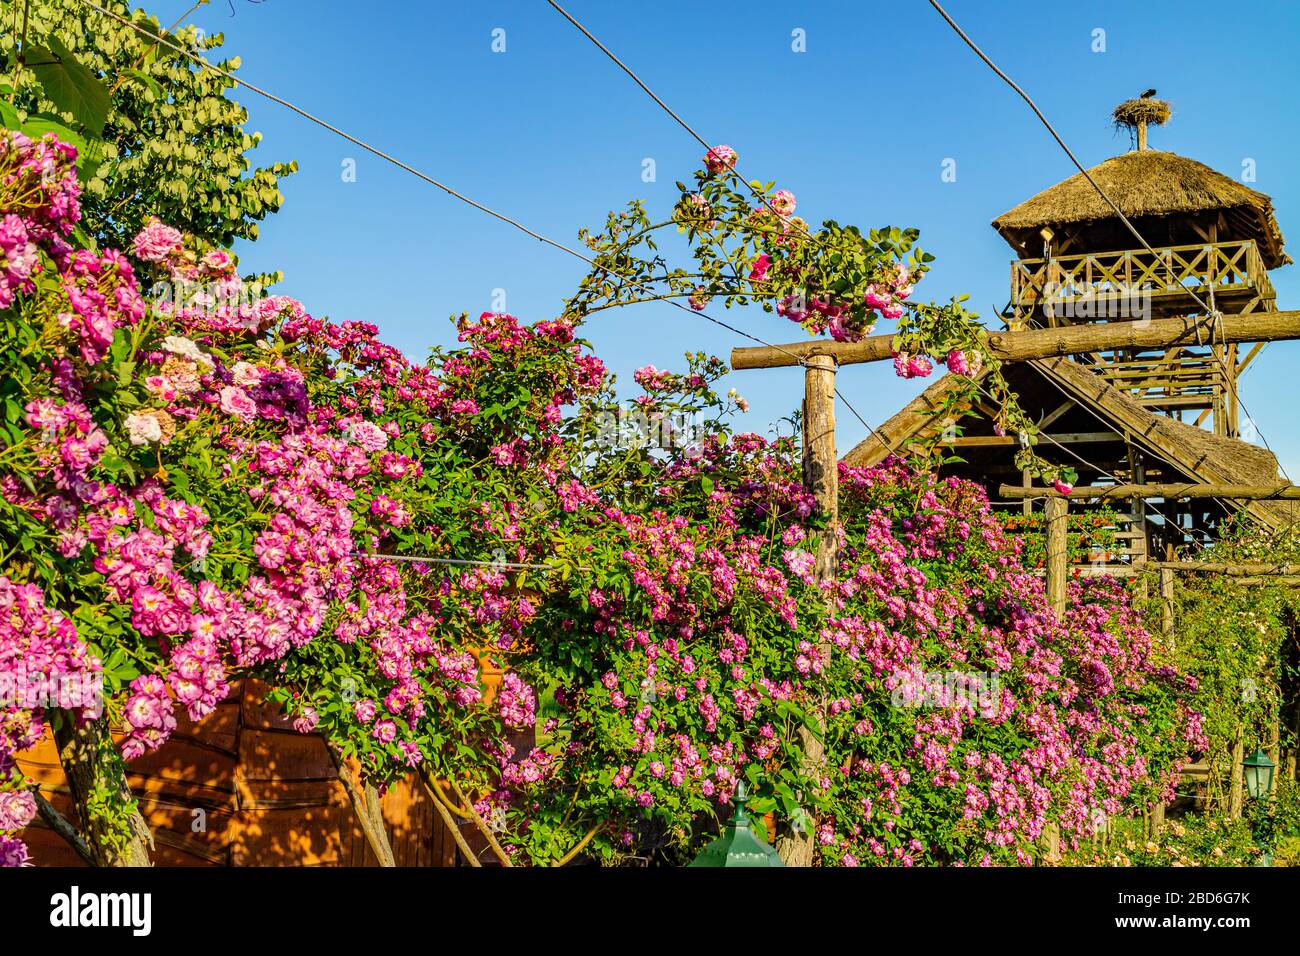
688;782;785;867
1243;748;1276;802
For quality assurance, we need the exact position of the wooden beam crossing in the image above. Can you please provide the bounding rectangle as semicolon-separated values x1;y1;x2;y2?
730;309;1300;371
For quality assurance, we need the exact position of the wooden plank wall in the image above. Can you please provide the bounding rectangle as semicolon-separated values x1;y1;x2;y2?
16;680;457;867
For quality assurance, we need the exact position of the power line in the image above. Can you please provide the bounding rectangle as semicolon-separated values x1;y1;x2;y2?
544;0;812;236
927;0;1288;481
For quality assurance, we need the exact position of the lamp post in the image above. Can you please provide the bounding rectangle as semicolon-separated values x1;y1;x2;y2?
688;782;784;867
1243;747;1276;867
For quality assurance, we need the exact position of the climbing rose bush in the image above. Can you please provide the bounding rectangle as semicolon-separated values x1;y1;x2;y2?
0;129;1200;865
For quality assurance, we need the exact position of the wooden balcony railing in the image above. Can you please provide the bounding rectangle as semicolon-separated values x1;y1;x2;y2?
1010;239;1274;319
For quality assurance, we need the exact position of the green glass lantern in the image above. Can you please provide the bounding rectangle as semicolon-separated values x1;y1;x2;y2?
1243;748;1276;801
688;782;785;867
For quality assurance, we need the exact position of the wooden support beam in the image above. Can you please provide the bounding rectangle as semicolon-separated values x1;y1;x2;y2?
803;354;839;579
1174;575;1300;587
1038;399;1076;431
1143;561;1300;575
1230;733;1245;819
777;353;837;868
1160;567;1175;647
1045;496;1068;616
1236;341;1266;375
730;309;1300;371
950;431;1117;447
997;483;1300;501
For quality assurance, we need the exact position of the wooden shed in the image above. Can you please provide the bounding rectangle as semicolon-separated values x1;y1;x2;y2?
17;680;459;866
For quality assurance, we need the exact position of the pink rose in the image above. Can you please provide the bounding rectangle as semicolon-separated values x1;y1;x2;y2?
769;189;796;216
703;144;737;175
219;385;256;422
132;218;183;263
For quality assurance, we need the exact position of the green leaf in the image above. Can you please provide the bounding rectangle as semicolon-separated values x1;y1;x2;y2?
122;68;164;101
29;37;111;135
0;98;19;132
19;113;88;152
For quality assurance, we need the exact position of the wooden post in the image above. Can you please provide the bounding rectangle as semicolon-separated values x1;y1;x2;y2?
776;353;837;868
730;309;1300;371
1159;567;1176;649
1045;496;1068;617
1042;495;1068;863
1229;732;1244;819
802;353;839;579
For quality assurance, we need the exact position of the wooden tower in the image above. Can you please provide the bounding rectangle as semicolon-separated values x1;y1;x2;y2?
992;96;1288;440
846;98;1293;565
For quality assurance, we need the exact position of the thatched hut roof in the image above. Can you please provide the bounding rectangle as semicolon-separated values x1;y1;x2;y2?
992;150;1290;268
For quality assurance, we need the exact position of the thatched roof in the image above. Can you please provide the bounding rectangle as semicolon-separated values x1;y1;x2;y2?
843;357;1294;530
993;150;1290;268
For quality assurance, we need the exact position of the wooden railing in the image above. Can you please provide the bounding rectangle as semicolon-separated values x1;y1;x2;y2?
1010;239;1273;318
999;507;1148;570
1093;350;1228;405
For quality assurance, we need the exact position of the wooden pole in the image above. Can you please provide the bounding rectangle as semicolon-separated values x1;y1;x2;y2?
1042;494;1067;866
803;353;839;579
1045;496;1069;617
730;309;1300;371
1230;733;1245;819
1150;800;1165;837
1042;497;1065;853
1159;567;1176;649
1043;495;1066;854
776;353;837;868
998;483;1300;501
1140;561;1300;575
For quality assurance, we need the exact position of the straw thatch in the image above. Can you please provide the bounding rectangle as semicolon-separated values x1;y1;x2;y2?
1112;97;1172;129
992;150;1290;268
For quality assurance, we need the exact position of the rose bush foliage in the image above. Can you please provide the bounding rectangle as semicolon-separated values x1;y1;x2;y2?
0;130;1202;866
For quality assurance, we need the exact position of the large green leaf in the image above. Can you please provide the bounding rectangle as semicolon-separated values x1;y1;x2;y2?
17;112;86;149
28;36;111;134
0;89;18;131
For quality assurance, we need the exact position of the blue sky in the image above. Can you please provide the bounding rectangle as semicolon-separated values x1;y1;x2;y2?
152;0;1300;473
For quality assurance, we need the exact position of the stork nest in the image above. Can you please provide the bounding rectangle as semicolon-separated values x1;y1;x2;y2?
1112;97;1172;129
